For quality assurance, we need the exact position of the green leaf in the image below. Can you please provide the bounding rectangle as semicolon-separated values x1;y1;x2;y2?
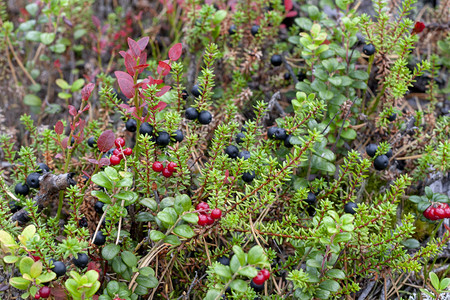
121;251;137;268
56;79;70;90
425;186;433;199
341;128;356;140
102;244;120;260
3;255;19;263
91;190;111;204
112;257;126;274
173;225;195;239
139;267;155;277
232;245;246;265
136;275;158;288
311;80;326;92
440;278;450;290
174;194;191;214
136;212;155;222
350;70;369;80
401;238;420;249
160;197;174;209
104;167;119;181
40;32;55;45
205;289;221;300
333;232;352;243
30;261;42;278
149;230;165;242
115;191;138;205
49;44;66;53
319;280;340;292
91;173;113;190
9;277;31;290
157;207;178;226
74;29;87;39
295;17;312;30
26;3;39;15
25;31;42;42
408;195;422;203
0;230;17;249
214;264;232;279
430;272;440;290
19;257;34;275
326;269;345;279
163;235;181;246
229;255;241;274
58;92;72;99
328;77;342;86
71;79;85;92
315;288;330;299
306;259;321;268
140;198;157;211
37;271;56;283
247;245;265;265
238;266;259;278
182;213;199;224
230;279;248;293
107;281;119;294
18;20;36;31
213;10;227;24
23;94;42;107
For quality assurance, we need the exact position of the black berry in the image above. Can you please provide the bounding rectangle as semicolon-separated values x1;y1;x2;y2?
9;200;21;213
386;148;393;158
366;144;378;158
275;128;288;140
305;192;316;205
387;113;397;122
344;202;358;214
51;260;66;277
238;150;251;160
72;253;89;269
228;25;236;35
93;231;106;246
284;135;293;148
225;145;239;159
26;173;40;189
181;89;188;100
139;122;153;136
172;130;184;142
94;201;104;214
191;84;202;98
250;280;264;293
198;111;212;125
156;131;170;146
113;89;129;103
284;72;291;80
374;155;389;170
125;119;137;132
78;217;88;228
270;54;282;66
251;25;259;36
297;71;307;81
267;127;278;139
37;163;50;173
185;107;199;120
87;137;96;148
242;171;255;183
217;256;230;266
236;132;245;144
363;44;376;56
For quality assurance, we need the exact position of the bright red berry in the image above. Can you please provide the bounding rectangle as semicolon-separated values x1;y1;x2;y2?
114;137;126;148
252;273;266;285
162;167;173;178
123;147;132;156
39;286;51;298
435;203;446;219
167;161;177;172
198;214;208;226
110;155;121;166
196;202;210;212
444;203;450;218
260;269;270;280
412;21;425;34
35;292;41;299
211;208;222;220
423;205;439;221
152;161;164;172
113;149;123;159
206;214;214;225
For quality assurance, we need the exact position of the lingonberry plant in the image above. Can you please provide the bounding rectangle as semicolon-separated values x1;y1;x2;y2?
0;0;449;299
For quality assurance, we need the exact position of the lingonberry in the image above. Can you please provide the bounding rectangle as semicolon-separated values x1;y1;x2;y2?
35;292;41;299
37;163;50;173
363;43;376;56
267;127;278;139
152;161;164;172
196;202;210;212
125;118;137;132
198;111;212;125
423;205;437;220
366;143;378;158
225;145;239;159
113;149;123;159
236;132;245;144
274;128;288;140
260;269;270;280
191;84;202;98
206;214;214;225
87;137;97;148
238;150;251;160
139;122;154;136
162;167;173;178
94;201;104;214
110;155;121;166
305;192;316;205
217;256;230;266
172;129;184;142
167;162;177;173
72;253;89;269
284;135;293;148
198;214;208;226
39;286;51;298
156;131;170;146
26;173;40;189
374;155;389;170
270;54;282;66
251;25;259;36
252;272;266;285
93;231;106;246
435;204;446;219
15;183;30;196
229;25;237;35
51;260;66;277
185;107;199;120
114;137;125;148
344;202;358;214
211;208;222;219
444;203;450;217
242;171;256;182
123;147;132;156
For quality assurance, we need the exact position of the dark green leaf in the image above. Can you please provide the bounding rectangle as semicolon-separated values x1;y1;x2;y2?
136;275;158;288
163;235;181;246
326;269;345;279
136;212;154;222
173;225;195;239
319;279;340;292
247;245;265;265
140;198;157;211
214;264;232;279
102;244;120;260
182;213;199;224
121;251;137;268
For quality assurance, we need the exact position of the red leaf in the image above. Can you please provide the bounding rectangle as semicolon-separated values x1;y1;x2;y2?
152;101;167;112
137;37;149;50
124;53;136;76
119;51;127;58
168;43;182;61
92;16;101;28
97;130;115;153
88;159;99;165
156;86;171;97
99;158;110;167
284;0;293;12
81;83;95;101
68;105;77;116
286;10;297;17
127;37;140;58
157;60;171;76
61;137;69;149
55;121;64;135
82;103;90;112
114;71;135;98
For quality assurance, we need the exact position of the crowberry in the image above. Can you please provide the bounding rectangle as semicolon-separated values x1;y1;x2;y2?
139;122;153;136
15;183;30;196
366;144;378;158
72;253;89;269
198;111;212;125
363;44;376;56
172;129;184;142
185;107;199;120
242;171;255;182
93;231;106;245
37;163;50;173
251;25;259;36
87;137;97;148
225;145;239;159
94;201;104;214
270;54;282;66
156;131;170;146
374;155;389;170
26;173;40;189
344;202;358;214
51;260;66;277
191;85;201;98
125;119;137;132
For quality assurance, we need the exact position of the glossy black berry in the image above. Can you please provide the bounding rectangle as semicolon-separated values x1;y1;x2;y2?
78;217;88;228
217;256;230;266
139;122;153;136
181;89;188;100
284;135;293;148
191;85;201;98
387;113;397;122
26;173;40;189
238;150;251;160
242;171;255;183
270;54;282;66
284;72;291;80
250;280;264;293
236;132;245;144
185;107;199;120
37;163;50;173
94;201;104;214
198;111;212;125
87;137;97;148
344;202;358;214
363;43;376;56
51;260;66;277
374;154;389;170
172;130;184;142
267;127;278;139
305;192;316;205
251;25;259;36
9;201;21;213
156;131;170;146
93;231;106;246
225;145;239;159
386;148;393;158
229;25;236;35
366;144;378;158
125;119;137;132
72;253;89;269
275;128;288;140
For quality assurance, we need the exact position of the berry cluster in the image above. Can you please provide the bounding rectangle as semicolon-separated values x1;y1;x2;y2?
366;143;392;170
267;126;293;148
423;203;450;221
251;269;270;292
137;121;184;145
14;163;50;196
196;202;222;226
109;138;133;166
34;286;51;299
152;161;177;178
185;107;212;125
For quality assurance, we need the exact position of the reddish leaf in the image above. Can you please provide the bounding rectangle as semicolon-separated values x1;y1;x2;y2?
168;43;183;61
68;105;77;116
133;64;150;73
284;0;293;12
97;130;115;153
92;16;101;28
286;10;297;17
139;51;147;67
114;71;135;98
119;51;127;58
156;86;171;97
124;53;136;76
157;60;171;76
152;101;167;112
55;153;63;159
61;137;69;149
88;159;99;165
82;171;91;178
99;158;110;167
55;121;64;135
127;37;141;58
81;83;95;101
82;103;90;112
137;37;149;50
51;283;68;300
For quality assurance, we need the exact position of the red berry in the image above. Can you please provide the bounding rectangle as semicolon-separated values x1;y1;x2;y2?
413;21;425;34
198;214;208;226
110;155;121;166
123;147;132;156
196;202;210;212
252;273;266;285
423;205;439;221
167;161;177;172
206;214;214;225
35;292;41;299
113;149;123;159
443;203;450;218
152;161;164;172
435;203;446;219
39;286;51;298
162;167;173;178
260;269;270;280
114;137;125;148
211;208;222;220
